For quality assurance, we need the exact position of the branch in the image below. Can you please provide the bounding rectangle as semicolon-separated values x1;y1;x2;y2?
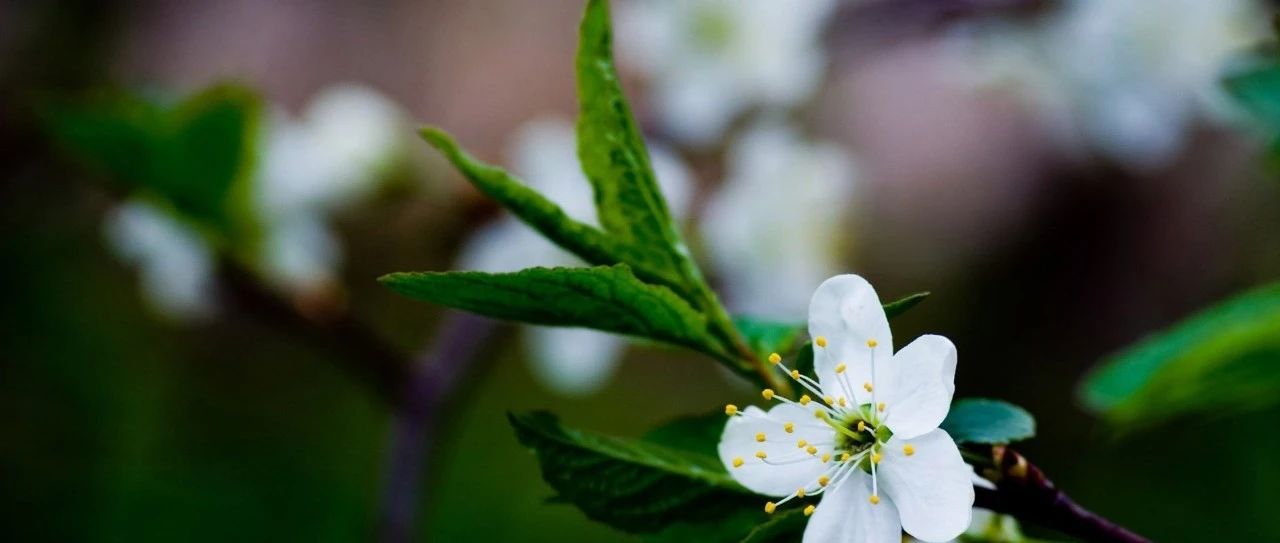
377;312;497;543
973;446;1150;543
218;258;410;407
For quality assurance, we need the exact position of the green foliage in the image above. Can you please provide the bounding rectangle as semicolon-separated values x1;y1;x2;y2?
44;85;261;247
941;399;1036;445
575;0;689;279
641;411;726;459
508;411;762;535
737;509;807;543
733;317;807;360
1080;282;1280;428
882;291;930;320
1225;61;1280;128
379;265;727;356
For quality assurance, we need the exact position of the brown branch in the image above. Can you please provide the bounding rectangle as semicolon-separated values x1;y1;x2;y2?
973;446;1150;543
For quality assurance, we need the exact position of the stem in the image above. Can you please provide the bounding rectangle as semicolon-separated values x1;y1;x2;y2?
378;312;496;543
971;446;1150;543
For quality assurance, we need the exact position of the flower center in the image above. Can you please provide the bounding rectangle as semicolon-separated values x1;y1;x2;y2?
728;337;906;515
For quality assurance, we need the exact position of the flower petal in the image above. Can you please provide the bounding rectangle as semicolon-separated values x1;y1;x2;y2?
716;402;834;496
883;335;957;439
879;430;974;543
802;471;902;543
808;275;892;405
718;404;833;496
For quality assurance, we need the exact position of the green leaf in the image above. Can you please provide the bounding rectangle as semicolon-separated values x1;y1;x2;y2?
45;85;261;246
642;411;726;459
941;398;1035;445
1080;282;1280;427
733;317;806;359
882;291;930;320
420;127;692;296
509;411;761;534
738;509;807;543
1225;61;1280;128
576;0;688;278
379;265;718;353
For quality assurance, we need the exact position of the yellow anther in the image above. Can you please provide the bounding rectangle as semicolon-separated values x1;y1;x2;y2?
869;494;881;505
815;336;827;347
872;453;883;464
732;457;744;468
783;422;795;433
762;389;775;400
799;395;811;405
835;362;847;374
790;370;801;379
823;396;835;406
725;404;738;416
821;453;831;463
768;352;782;364
806;445;818;455
818;475;830;487
840;452;851;462
877;402;886;412
755;432;767;443
797;439;808;448
838;397;847;407
904;444;915;456
755;451;768;459
796;488;807;498
804;505;816;516
866;339;878;348
857;421;866;432
863;382;873;392
764;501;777;514
814;409;826;419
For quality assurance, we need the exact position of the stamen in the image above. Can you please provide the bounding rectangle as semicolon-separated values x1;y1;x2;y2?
872;452;883;464
725;404;738;416
755;433;766;443
790;370;801;380
904;444;915;456
799;395;811;405
755;451;768;459
835;363;847;374
768;353;782;365
815;336;827;348
806;445;818;455
797;439;808;448
804;505;816;516
784;422;795;433
732;457;744;468
838;397;847;407
823;395;835;406
866;339;878;348
857;421;866;433
761;389;775;400
821;453;831;463
877;402;885;412
818;475;830;487
863;382;873;392
764;502;777;514
796;488;807;498
869;494;880;505
840;452;851;462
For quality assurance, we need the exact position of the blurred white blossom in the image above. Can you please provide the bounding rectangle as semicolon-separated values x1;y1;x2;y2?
701;120;856;321
951;0;1266;169
105;83;410;319
104;200;217;320
617;0;837;145
459;116;693;395
255;83;409;293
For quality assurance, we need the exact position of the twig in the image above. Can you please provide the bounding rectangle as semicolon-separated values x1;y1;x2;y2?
218;258;409;406
377;312;497;543
973;446;1150;543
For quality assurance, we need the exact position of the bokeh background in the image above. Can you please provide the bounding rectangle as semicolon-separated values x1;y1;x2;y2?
4;0;1280;541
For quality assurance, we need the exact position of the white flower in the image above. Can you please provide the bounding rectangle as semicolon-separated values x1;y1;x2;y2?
616;0;836;145
254;83;408;292
718;275;973;543
458;116;693;395
701;120;856;320
951;0;1266;169
103;200;217;320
